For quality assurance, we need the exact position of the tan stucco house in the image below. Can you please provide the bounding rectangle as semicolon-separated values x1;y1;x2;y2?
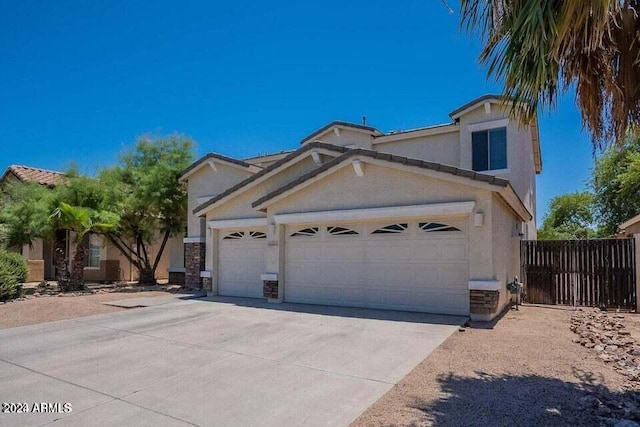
1;165;178;283
177;95;541;320
617;213;640;237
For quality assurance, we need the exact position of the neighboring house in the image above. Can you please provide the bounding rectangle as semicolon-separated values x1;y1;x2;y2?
0;165;178;283
176;94;542;321
618;214;640;237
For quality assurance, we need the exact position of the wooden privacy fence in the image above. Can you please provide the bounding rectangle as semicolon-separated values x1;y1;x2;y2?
521;239;636;310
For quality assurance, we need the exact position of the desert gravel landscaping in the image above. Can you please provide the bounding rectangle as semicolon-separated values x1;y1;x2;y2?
0;289;172;329
352;305;640;427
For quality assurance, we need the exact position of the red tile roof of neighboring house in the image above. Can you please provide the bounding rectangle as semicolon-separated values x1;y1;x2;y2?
1;165;64;187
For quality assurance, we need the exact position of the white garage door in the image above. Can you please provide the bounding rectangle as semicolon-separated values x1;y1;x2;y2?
285;220;469;315
218;229;267;298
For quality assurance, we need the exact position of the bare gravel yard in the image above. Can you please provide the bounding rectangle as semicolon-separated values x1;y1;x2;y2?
0;290;170;329
352;305;640;427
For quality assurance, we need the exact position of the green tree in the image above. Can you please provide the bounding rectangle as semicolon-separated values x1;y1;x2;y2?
50;202;117;291
592;135;640;236
460;0;640;145
0;182;55;250
99;134;194;284
538;192;596;240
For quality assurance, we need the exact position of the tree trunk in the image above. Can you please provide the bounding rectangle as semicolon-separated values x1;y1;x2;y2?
67;243;86;291
138;266;156;286
54;241;71;292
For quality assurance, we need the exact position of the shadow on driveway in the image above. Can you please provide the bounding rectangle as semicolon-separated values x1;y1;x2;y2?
197;295;467;326
410;368;640;426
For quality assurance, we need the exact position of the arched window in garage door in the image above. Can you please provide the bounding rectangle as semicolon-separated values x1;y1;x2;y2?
290;227;319;237
418;222;461;232
222;231;245;240
371;223;408;234
327;226;359;236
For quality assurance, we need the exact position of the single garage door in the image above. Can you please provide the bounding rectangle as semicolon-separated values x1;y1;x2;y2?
218;228;267;298
285;220;469;315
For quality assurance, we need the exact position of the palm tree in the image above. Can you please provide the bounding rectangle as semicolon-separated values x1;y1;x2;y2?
459;0;640;147
51;202;117;291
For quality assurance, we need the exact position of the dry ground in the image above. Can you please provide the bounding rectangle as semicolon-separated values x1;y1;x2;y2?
352;305;639;427
0;290;170;329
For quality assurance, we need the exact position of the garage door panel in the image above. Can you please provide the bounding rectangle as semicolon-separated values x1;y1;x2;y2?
285;222;470;315
288;243;323;260
219;230;266;299
323;244;366;260
286;264;322;283
365;289;468;315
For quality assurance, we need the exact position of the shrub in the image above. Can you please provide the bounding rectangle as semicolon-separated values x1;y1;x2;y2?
0;250;27;301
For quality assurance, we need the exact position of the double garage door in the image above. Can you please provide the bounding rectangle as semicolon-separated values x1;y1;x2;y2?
218;219;469;315
285;219;469;315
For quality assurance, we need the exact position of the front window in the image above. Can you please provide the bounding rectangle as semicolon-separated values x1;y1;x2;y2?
83;234;101;268
472;127;507;171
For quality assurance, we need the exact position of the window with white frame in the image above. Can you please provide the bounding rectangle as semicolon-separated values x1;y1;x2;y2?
83;234;101;268
472;127;507;171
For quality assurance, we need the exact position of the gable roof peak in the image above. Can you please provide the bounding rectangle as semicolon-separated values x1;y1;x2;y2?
448;94;510;119
179;152;256;181
300;120;383;145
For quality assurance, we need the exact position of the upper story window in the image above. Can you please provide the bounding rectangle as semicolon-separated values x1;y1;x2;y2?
472;127;507;172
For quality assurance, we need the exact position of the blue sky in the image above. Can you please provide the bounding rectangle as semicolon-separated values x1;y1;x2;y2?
0;0;593;223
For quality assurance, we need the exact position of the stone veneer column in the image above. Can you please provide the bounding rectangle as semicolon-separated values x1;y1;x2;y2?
470;290;500;315
184;237;206;289
468;280;503;321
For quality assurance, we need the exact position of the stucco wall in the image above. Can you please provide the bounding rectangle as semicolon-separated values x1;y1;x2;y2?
205;155;323;221
168;235;184;270
491;194;522;311
373;130;460;167
265;161;495;282
457;105;537;232
21;239;43;260
186;163;254;236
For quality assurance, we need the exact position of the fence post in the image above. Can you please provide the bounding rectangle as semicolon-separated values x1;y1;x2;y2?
635;234;640;311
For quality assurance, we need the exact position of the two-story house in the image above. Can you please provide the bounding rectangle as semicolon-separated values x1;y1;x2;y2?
177;95;541;320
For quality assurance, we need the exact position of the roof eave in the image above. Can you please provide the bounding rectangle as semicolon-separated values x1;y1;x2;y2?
251;149;513;211
179;153;255;182
299;122;383;145
192;142;352;217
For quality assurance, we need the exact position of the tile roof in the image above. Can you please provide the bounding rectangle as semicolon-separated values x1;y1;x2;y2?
1;165;64;187
193;142;352;215
251;148;510;209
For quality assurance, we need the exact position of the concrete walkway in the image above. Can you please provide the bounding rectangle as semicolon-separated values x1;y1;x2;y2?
0;296;464;427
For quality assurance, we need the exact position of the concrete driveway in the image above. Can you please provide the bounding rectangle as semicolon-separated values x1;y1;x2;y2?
0;296;464;427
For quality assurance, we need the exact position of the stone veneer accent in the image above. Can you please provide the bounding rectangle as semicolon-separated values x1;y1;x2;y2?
184;242;205;289
168;271;185;286
263;280;278;299
470;289;500;315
